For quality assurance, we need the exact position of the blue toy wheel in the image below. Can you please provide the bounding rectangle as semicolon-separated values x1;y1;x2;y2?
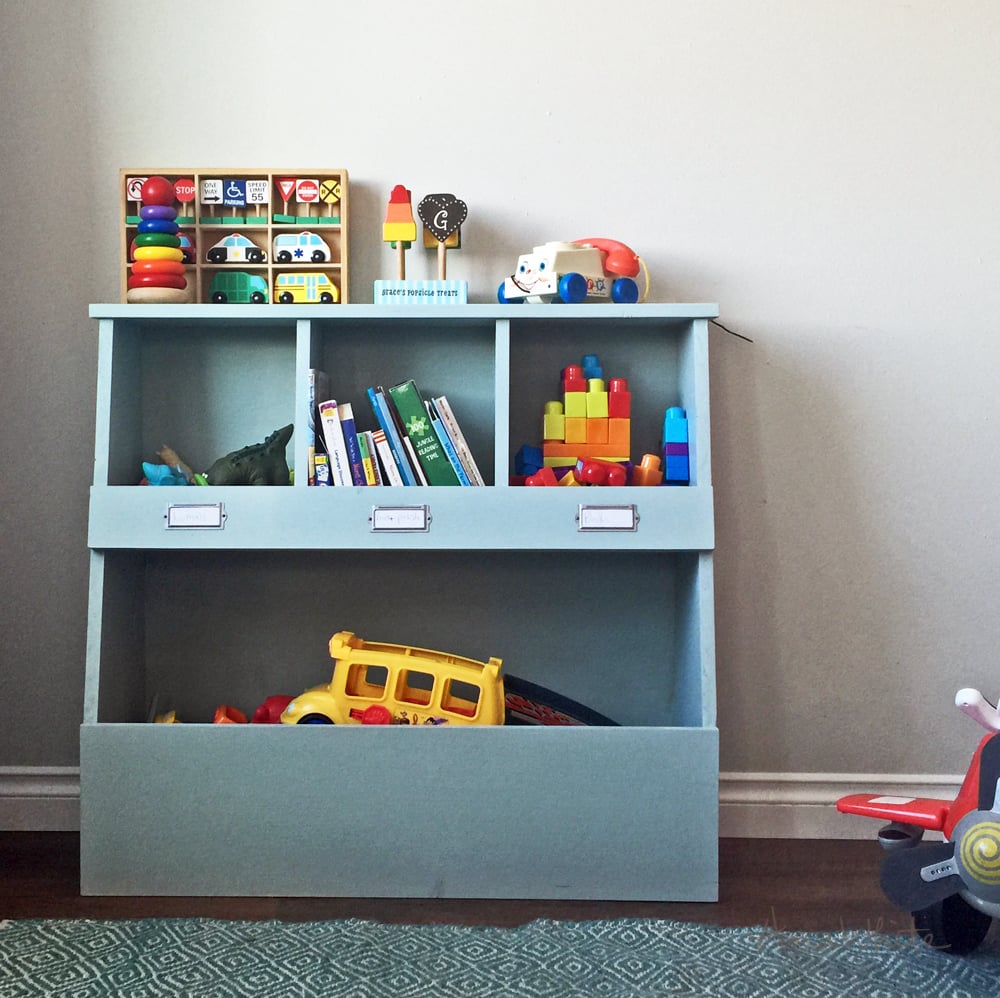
558;272;587;304
298;714;334;724
612;277;639;304
497;281;521;304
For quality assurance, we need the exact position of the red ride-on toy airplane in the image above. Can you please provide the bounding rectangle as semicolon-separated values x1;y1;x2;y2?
838;688;1000;954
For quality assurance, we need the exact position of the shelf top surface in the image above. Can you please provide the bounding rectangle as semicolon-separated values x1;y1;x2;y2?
89;302;720;321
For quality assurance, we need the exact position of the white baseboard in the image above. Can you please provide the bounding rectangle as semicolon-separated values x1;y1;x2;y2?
720;772;963;838
0;767;964;837
0;767;80;831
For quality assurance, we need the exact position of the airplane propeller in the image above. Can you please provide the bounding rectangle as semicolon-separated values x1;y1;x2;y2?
881;733;1000;912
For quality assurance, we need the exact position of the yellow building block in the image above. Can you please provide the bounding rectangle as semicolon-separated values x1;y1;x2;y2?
564;417;587;443
564;391;587;418
586;418;609;444
586;379;608;418
543;400;565;441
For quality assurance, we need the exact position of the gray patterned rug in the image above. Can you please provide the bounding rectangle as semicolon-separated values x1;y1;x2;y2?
1;916;999;997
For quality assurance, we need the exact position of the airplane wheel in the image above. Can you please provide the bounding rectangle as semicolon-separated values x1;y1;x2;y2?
912;895;992;954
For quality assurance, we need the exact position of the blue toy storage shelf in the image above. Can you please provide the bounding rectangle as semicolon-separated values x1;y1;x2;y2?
82;303;719;900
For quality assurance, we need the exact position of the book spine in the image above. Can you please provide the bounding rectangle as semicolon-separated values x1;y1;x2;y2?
432;395;485;486
367;386;417;486
388;380;461;486
339;402;367;486
403;436;429;485
314;453;331;486
371;429;404;486
357;430;378;485
317;400;350;486
307;369;330;486
428;401;471;485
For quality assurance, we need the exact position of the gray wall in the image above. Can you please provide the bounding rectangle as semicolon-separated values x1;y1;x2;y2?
3;1;1000;789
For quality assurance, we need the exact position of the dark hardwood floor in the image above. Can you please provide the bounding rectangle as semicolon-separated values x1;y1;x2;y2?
1;833;909;934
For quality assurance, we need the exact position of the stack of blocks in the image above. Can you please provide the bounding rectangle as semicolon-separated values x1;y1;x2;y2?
663;406;690;485
542;354;631;469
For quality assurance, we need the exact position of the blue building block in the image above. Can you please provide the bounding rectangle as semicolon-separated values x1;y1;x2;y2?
581;353;603;380
662;407;690;485
515;444;544;476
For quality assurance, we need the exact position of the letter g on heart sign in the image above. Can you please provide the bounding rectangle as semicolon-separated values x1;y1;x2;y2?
417;194;467;243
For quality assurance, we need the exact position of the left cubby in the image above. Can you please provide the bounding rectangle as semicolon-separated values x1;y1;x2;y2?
120;169;349;305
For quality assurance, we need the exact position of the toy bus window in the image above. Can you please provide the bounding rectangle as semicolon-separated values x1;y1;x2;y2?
442;679;480;718
396;669;434;707
345;662;388;699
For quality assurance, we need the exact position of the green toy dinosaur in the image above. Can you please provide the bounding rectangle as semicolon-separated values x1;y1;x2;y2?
203;423;294;485
149;424;294;486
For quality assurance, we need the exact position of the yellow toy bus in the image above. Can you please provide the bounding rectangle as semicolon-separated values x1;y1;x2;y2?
280;631;505;726
274;271;339;304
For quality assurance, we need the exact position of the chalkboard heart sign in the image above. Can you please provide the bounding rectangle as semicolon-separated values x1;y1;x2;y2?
418;194;467;244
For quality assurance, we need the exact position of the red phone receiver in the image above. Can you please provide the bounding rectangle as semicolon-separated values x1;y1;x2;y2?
572;238;641;279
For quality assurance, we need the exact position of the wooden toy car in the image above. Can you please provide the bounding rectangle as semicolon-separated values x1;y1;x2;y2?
499;238;641;305
280;630;505;726
207;232;266;263
838;688;1000;954
209;271;268;304
273;230;332;263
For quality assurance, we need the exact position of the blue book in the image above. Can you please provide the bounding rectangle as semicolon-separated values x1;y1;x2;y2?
427;400;471;485
338;402;367;486
367;386;417;486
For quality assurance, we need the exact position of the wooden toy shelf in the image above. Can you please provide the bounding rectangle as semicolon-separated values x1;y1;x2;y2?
120;169;349;305
82;303;719;900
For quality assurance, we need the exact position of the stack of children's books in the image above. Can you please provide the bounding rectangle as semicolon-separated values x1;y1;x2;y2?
308;370;485;487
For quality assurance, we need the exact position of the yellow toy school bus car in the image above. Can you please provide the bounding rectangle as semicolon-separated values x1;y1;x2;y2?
280;631;505;726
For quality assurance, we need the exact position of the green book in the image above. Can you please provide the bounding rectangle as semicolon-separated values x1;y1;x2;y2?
388;380;461;486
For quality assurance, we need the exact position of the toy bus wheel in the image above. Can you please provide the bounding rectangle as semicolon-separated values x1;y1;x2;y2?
320;293;334;304
298;714;334;725
250;292;266;304
277;251;292;263
612;277;639;304
558;273;587;304
211;291;227;304
912;896;992;954
278;292;294;304
311;251;326;262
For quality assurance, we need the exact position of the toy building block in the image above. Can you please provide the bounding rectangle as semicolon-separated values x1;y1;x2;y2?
559;469;582;486
633;453;664;486
564;417;587;443
581;353;603;380
586;379;609;418
525;466;559;486
608;417;630;452
586;418;609;444
575;458;628;486
663;406;690;485
515;444;544;476
543;401;565;441
562;365;587;393
564;392;587;418
608;377;631;418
